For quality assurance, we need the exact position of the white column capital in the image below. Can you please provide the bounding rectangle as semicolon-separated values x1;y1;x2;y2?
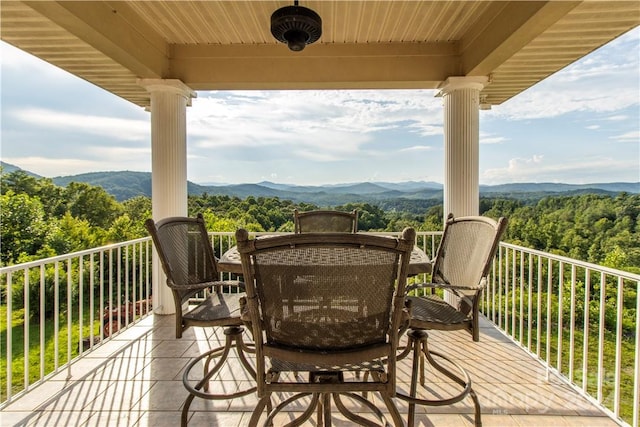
437;76;489;96
137;78;197;105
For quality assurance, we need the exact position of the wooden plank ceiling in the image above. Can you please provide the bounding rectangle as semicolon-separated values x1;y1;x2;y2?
1;1;638;108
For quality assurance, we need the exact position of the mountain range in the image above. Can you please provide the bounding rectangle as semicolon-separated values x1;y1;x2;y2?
1;161;638;207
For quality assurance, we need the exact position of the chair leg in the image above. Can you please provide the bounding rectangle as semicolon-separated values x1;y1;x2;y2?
397;328;482;427
256;392;317;427
181;326;257;424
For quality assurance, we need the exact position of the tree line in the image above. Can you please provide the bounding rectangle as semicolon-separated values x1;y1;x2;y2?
1;170;638;273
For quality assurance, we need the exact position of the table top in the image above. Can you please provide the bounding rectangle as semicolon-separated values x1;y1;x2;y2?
217;240;431;276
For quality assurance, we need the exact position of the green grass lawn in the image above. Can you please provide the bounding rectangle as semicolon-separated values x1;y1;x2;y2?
0;304;101;402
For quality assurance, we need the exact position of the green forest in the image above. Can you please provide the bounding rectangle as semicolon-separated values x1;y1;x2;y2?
1;169;639;273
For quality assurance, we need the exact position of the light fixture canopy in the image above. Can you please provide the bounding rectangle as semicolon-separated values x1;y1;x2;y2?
271;1;322;52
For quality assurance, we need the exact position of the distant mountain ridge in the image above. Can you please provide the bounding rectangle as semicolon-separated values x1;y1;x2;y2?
1;162;638;204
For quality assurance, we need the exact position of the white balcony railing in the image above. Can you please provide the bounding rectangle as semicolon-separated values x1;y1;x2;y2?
0;237;153;406
484;243;640;427
1;232;638;426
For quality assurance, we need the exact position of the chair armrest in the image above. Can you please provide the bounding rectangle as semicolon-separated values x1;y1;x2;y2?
407;282;486;293
406;281;485;296
440;283;485;291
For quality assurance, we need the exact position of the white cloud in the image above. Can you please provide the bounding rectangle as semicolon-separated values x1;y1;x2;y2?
11;108;149;142
480;135;507;145
189;89;442;141
488;28;640;121
187;90;443;166
610;131;640;142
400;145;435;152
586;125;600;130
482;155;639;184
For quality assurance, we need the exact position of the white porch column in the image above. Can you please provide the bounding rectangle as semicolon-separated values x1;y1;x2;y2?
139;78;196;315
439;76;488;218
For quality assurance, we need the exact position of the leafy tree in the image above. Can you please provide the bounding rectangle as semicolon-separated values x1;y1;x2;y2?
1;170;66;218
64;182;122;228
48;212;101;255
105;214;142;243
0;190;50;264
122;196;152;236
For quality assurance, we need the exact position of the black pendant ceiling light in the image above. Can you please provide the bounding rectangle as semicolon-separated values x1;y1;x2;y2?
270;1;322;52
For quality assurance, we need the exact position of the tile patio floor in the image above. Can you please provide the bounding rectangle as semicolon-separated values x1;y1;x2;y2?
1;314;619;427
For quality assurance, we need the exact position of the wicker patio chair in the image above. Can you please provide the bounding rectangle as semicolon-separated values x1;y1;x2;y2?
293;208;358;233
396;213;508;427
236;228;415;427
145;214;256;426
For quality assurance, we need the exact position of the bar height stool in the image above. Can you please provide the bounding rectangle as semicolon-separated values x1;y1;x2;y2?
396;214;508;427
145;214;256;426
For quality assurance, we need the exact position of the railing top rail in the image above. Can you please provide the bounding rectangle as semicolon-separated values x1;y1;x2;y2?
500;241;640;281
0;236;151;274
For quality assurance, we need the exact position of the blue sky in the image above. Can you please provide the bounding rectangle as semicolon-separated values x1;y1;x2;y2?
1;27;638;186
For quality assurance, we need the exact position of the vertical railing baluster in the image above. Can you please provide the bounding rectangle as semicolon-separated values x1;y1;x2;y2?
54;262;59;371
510;247;516;336
89;253;94;348
78;255;83;355
536;255;542;356
546;258;553;380
597;271;606;403
39;265;45;380
132;244;137;323
99;250;105;342
519;249;524;344
66;259;72;373
527;252;532;351
23;269;29;391
117;247;122;333
491;257;496;322
582;268;590;393
614;276;624;418
109;249;113;338
569;264;576;384
505;247;510;334
633;279;639;427
498;246;503;329
146;241;151;314
6;271;13;401
557;261;564;373
125;247;129;328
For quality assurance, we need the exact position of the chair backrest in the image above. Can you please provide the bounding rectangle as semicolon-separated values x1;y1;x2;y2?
236;228;414;358
431;214;508;290
145;214;219;298
293;209;358;233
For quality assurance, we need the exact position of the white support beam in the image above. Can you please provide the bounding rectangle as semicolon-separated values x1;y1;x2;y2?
171;42;459;90
24;1;169;78
461;1;581;77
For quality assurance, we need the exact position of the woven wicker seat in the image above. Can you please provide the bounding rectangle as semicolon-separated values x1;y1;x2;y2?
236;228;415;427
397;214;507;427
145;214;256;426
294;208;358;233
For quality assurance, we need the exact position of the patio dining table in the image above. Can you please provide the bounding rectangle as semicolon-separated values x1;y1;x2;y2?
217;236;432;276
